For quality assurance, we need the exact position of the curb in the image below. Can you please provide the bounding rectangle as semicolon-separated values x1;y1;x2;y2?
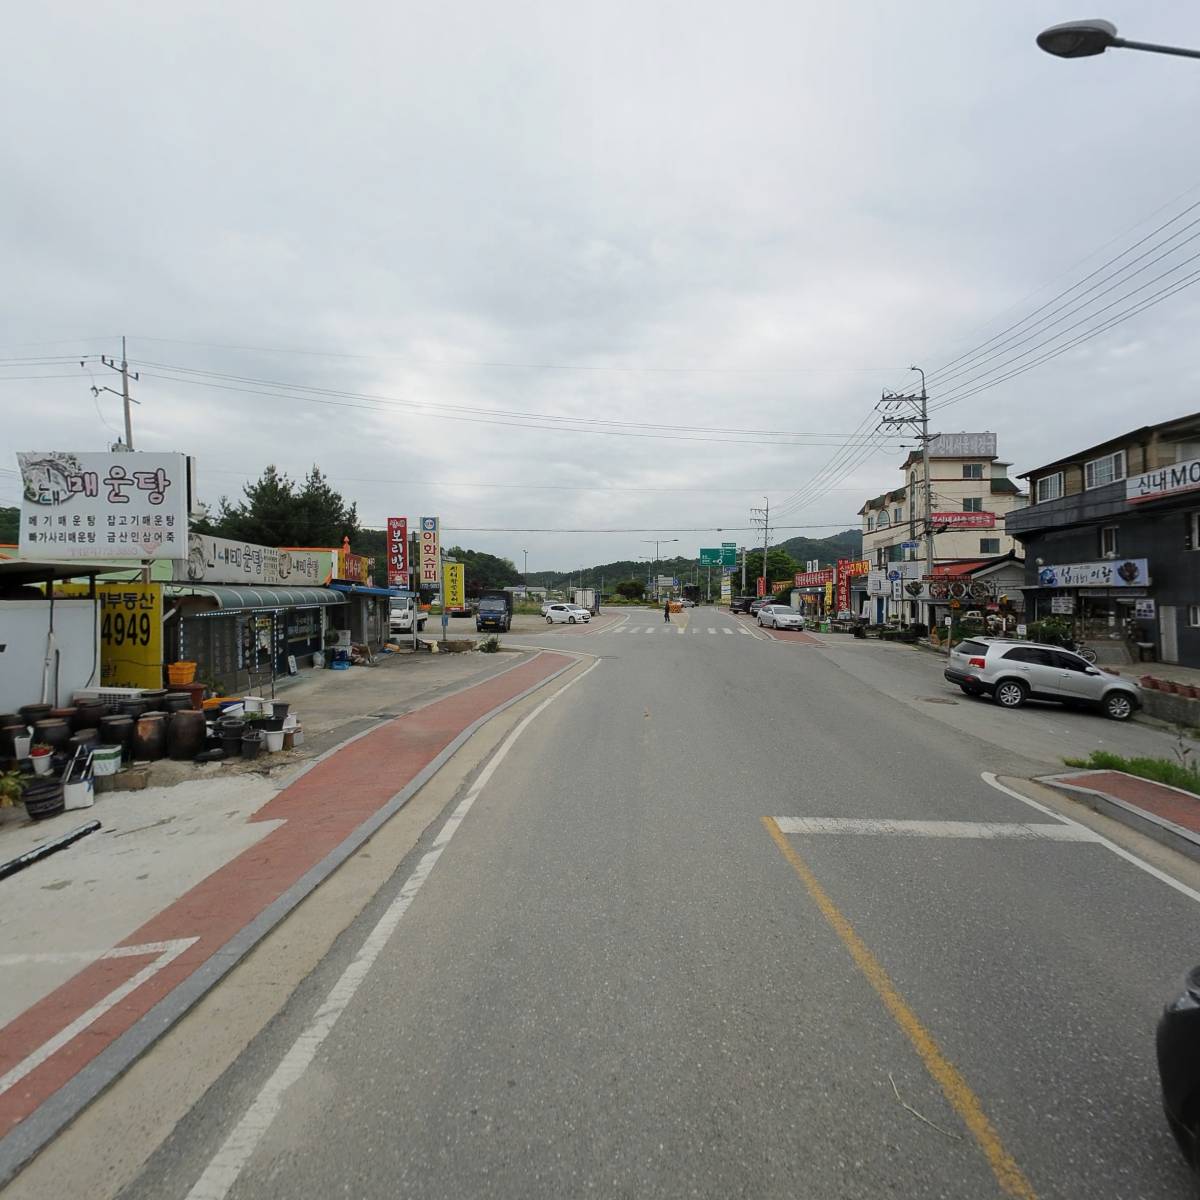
0;650;582;1186
1039;771;1200;865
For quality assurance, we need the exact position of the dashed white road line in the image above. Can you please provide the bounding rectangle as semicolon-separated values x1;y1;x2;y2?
773;817;1098;841
184;660;602;1200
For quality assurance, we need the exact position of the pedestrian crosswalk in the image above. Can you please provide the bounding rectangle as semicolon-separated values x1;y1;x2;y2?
610;625;753;635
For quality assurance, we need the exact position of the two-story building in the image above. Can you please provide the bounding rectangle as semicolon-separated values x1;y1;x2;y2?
1005;412;1200;666
858;432;1027;623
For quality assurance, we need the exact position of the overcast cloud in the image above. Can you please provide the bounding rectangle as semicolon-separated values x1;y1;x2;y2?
4;2;1200;572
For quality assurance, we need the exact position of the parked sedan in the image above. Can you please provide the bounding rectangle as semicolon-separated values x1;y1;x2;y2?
757;604;804;630
748;598;776;616
944;637;1139;720
730;596;755;613
545;603;590;624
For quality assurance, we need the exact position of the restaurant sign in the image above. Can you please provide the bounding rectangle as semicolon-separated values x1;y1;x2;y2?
336;548;370;584
794;568;834;588
420;516;440;587
174;533;324;586
1036;558;1149;588
387;517;408;587
18;451;189;560
930;511;996;529
1127;457;1200;504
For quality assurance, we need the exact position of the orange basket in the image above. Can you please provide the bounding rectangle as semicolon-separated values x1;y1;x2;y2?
167;661;197;686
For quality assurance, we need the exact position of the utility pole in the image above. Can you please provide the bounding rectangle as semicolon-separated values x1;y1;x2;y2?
522;549;529;592
740;546;747;594
876;367;935;628
749;499;770;596
95;335;140;450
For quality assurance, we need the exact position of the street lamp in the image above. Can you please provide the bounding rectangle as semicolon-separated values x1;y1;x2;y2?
640;538;679;598
522;549;529;591
1037;18;1200;61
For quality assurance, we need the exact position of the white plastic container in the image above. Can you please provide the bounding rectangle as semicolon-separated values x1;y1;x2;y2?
242;696;264;714
64;776;95;810
12;733;31;758
265;730;285;753
31;752;51;776
92;745;122;776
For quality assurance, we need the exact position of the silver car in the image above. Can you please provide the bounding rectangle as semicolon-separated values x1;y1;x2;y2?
757;604;804;630
945;637;1139;721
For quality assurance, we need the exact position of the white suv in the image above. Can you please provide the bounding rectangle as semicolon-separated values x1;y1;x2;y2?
946;638;1139;721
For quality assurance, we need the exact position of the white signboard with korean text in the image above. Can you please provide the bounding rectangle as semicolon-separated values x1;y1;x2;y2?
173;533;324;586
18;451;189;560
419;516;441;588
1127;457;1200;504
1135;599;1157;620
1050;596;1076;615
1036;558;1150;589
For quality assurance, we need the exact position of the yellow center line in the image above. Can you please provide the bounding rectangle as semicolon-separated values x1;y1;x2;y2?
761;816;1038;1200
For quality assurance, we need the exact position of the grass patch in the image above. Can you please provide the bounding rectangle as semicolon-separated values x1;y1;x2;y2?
1063;749;1200;796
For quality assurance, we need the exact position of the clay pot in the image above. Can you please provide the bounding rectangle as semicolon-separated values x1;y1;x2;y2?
119;699;149;719
33;718;71;751
49;706;76;724
68;729;100;753
99;714;134;761
168;710;207;760
20;703;52;726
0;721;28;758
131;712;168;761
72;699;106;730
140;689;168;707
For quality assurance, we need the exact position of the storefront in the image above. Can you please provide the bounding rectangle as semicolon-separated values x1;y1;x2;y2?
1022;558;1151;649
328;582;394;649
167;585;347;695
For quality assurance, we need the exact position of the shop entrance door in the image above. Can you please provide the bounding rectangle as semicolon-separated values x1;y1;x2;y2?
1161;606;1179;664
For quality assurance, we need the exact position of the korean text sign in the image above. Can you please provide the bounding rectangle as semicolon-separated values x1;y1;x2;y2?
420;517;440;587
387;518;408;587
174;534;323;586
444;563;465;609
19;451;189;560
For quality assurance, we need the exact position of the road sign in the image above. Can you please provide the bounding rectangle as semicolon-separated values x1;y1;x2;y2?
887;570;901;581
699;548;722;566
901;541;918;552
721;542;737;567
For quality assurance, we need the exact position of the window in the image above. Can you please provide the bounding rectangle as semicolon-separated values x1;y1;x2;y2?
963;497;983;512
877;510;890;527
1189;512;1200;551
1003;647;1056;667
866;517;874;531
1054;650;1092;673
1036;472;1063;503
1100;526;1119;556
894;507;903;522
1191;605;1200;628
1084;450;1126;489
980;538;1001;554
962;464;983;479
958;640;990;657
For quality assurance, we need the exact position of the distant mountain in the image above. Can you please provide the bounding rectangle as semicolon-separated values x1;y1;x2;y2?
775;528;861;565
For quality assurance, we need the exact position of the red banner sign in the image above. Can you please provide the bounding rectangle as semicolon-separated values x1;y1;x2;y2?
930;511;995;529
387;517;408;587
756;576;766;597
794;568;834;588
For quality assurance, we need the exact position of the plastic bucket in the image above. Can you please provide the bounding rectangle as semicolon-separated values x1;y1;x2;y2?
167;661;197;686
92;744;122;776
64;776;95;810
265;730;285;753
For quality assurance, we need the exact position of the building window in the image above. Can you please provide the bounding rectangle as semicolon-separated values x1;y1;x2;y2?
866;517;874;531
980;538;1001;554
894;507;903;522
1084;450;1126;490
1036;472;1063;503
1190;605;1200;628
877;510;890;527
962;464;983;479
1100;526;1119;557
1190;512;1200;551
963;497;983;512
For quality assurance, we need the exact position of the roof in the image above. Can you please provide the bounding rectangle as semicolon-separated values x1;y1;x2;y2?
0;559;129;583
932;551;1022;578
329;583;405;599
165;584;347;610
1017;411;1200;479
990;477;1021;495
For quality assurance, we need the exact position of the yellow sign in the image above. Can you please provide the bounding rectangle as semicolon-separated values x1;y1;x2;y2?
336;549;370;584
824;582;834;609
444;563;465;609
55;582;164;688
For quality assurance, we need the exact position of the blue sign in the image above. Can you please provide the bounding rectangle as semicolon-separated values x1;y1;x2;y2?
887;570;901;582
900;541;918;552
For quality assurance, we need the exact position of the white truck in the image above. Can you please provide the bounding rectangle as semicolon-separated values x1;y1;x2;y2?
573;588;599;615
389;597;427;637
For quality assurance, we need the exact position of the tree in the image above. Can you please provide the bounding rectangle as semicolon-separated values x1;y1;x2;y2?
202;464;359;548
445;546;521;594
615;578;645;600
0;506;18;545
743;547;798;589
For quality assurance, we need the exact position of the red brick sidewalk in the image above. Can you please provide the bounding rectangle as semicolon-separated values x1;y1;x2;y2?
0;650;573;1139
1041;769;1200;847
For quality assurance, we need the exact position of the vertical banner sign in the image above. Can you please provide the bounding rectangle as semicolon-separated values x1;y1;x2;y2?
824;581;834;611
420;516;440;588
387;517;408;587
756;576;766;597
720;572;732;603
836;559;851;616
444;563;465;609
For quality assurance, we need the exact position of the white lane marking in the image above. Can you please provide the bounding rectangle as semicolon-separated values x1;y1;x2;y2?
982;772;1200;906
645;628;655;634
0;938;199;1097
774;817;1098;841
738;628;752;636
708;627;717;634
185;659;602;1200
722;628;734;635
677;626;685;635
611;627;625;634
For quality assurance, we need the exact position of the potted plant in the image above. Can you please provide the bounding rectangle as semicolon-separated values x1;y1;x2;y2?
0;769;25;808
30;743;53;776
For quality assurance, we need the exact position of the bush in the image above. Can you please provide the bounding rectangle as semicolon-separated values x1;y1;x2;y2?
615;579;645;600
479;635;501;654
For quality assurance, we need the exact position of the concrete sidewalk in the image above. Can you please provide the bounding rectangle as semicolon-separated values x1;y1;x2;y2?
0;646;578;1178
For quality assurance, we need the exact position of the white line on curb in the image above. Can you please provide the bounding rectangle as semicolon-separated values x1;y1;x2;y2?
184;659;601;1200
0;939;198;1097
773;817;1098;840
981;772;1200;906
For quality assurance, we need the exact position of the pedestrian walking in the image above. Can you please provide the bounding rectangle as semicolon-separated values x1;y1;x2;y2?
664;600;671;623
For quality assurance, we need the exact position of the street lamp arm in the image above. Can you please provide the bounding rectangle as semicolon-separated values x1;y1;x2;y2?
1116;36;1200;60
1037;18;1200;60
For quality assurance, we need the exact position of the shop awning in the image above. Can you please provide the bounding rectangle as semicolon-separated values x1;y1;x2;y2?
166;585;347;611
328;583;406;598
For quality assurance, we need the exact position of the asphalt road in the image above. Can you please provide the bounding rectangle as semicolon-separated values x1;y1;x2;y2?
122;606;1199;1198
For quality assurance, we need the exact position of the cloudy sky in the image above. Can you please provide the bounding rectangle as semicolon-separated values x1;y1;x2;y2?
4;2;1200;572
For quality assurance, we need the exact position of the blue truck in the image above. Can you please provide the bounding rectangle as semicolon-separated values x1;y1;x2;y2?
475;590;513;633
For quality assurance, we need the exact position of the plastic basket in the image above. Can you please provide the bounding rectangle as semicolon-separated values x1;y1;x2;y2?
167;661;197;686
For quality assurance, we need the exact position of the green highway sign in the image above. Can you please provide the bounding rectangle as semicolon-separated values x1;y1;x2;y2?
699;548;723;566
721;542;737;567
